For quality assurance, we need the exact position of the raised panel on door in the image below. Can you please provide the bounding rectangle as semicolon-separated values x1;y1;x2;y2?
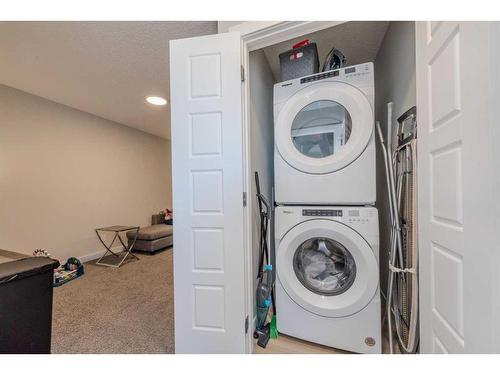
417;21;497;353
170;32;247;353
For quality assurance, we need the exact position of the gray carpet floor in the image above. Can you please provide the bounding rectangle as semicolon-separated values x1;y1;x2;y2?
51;249;174;354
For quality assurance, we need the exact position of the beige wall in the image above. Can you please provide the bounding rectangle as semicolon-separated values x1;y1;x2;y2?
374;21;416;294
0;84;172;261
217;21;243;33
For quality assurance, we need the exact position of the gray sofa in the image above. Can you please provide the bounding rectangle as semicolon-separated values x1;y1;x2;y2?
127;214;173;254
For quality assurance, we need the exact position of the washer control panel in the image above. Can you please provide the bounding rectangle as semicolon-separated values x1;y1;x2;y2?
276;206;378;239
302;209;343;217
346;209;374;224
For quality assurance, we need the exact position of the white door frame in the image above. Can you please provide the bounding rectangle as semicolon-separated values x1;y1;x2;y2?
230;20;345;353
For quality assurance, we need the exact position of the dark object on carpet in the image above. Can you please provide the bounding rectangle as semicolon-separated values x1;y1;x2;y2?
0;249;59;354
51;249;174;353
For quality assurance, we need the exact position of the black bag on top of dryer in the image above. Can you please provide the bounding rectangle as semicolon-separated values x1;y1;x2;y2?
279;39;319;82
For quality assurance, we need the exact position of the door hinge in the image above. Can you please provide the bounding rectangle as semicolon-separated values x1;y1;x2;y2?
241;65;245;82
243;192;247;207
245;315;249;334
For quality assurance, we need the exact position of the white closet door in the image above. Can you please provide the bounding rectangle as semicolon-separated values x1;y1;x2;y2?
170;32;247;353
416;21;498;353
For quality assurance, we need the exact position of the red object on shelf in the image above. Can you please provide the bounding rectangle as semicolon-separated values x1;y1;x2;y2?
291;39;311;60
292;39;310;49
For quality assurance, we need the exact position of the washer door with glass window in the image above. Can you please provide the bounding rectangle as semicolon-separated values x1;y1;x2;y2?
275;81;373;174
277;219;378;318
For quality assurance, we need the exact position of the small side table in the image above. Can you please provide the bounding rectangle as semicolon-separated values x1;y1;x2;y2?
95;225;140;268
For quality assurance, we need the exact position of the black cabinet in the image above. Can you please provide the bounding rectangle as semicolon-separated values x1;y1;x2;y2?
0;250;59;354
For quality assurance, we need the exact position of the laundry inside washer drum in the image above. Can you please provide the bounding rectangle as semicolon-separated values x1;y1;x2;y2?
293;237;356;296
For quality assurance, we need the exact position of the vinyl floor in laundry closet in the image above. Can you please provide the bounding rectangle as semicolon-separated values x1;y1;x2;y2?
253;324;391;354
51;249;175;354
253;334;351;354
253;333;391;354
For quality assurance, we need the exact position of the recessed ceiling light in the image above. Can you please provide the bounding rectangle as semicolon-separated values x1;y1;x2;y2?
146;96;167;106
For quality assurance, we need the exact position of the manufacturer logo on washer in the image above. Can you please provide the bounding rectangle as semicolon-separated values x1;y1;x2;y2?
365;337;376;347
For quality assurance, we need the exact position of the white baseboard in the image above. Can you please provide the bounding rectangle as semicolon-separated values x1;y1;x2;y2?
79;245;123;264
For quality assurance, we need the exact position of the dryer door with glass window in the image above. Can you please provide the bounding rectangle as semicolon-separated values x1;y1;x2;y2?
275;81;373;174
277;219;378;318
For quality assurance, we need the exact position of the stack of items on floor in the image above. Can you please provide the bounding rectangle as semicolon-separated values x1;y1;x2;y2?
272;50;381;353
53;257;84;287
126;210;173;254
34;249;84;287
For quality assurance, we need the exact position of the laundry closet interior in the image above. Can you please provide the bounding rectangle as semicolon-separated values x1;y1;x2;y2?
244;21;417;354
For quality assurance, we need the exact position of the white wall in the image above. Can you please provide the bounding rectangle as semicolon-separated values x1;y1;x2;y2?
249;50;275;315
374;22;416;294
0;84;172;261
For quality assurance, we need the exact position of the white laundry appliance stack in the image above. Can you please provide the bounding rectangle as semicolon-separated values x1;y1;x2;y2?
273;62;381;353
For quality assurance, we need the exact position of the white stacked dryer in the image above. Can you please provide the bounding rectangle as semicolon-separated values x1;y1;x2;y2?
274;62;375;205
273;63;381;353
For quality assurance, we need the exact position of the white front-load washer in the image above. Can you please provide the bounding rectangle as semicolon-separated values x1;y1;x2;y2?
275;205;381;353
274;62;375;205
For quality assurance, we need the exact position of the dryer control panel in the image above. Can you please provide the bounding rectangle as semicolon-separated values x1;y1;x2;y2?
300;70;339;84
298;62;373;85
274;62;374;108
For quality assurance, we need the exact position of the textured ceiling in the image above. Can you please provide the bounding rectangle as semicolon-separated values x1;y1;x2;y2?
0;21;217;139
263;21;390;81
